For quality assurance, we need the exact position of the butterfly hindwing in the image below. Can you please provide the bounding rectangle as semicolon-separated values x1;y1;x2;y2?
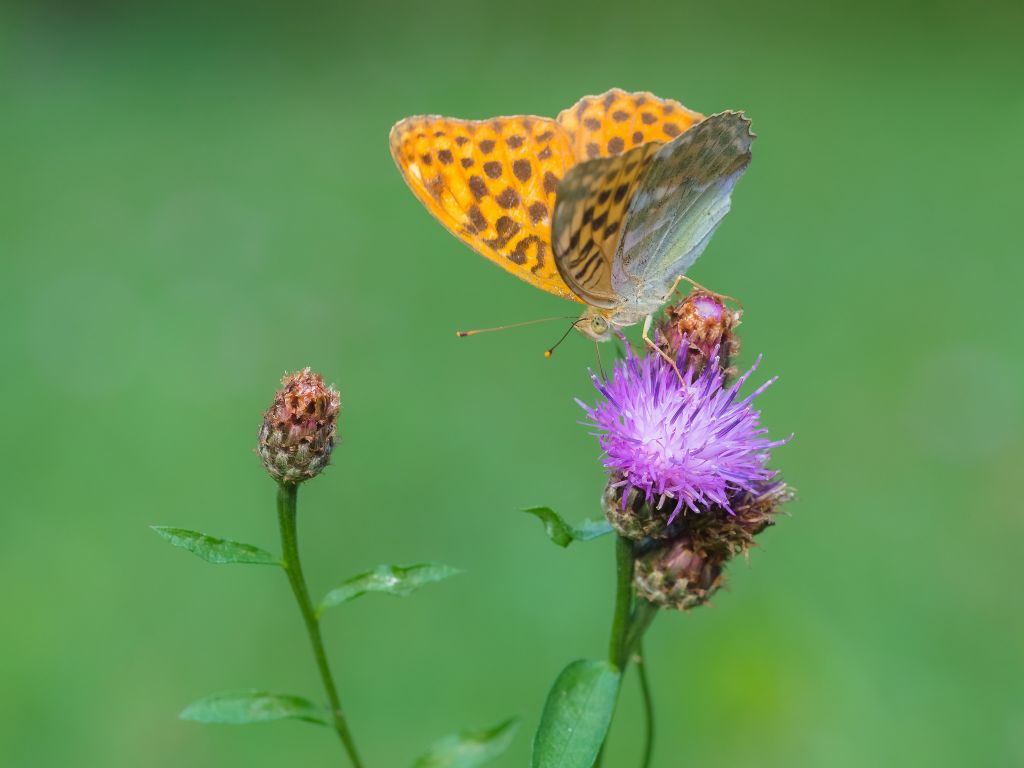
556;89;703;161
552;143;661;308
612;111;755;308
390;115;583;302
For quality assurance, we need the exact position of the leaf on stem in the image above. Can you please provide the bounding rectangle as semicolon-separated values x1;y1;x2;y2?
523;507;613;548
412;718;519;768
179;690;327;725
531;659;621;768
150;527;280;565
319;563;462;612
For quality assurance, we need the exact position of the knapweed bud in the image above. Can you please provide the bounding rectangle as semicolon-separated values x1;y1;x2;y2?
257;368;340;485
633;480;792;610
634;537;724;610
658;289;741;375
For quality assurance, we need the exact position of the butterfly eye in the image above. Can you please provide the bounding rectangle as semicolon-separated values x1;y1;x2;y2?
591;315;609;335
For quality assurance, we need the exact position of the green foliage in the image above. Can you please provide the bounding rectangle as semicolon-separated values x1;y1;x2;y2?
523;507;613;548
319;563;462;613
179;690;326;726
531;660;621;768
411;719;519;768
150;527;280;565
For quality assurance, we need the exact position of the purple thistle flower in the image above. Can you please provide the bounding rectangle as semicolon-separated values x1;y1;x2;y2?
578;343;788;522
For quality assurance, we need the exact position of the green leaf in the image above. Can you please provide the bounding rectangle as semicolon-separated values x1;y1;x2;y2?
151;526;280;565
319;563;462;613
531;660;621;768
412;718;519;768
179;690;327;725
523;507;613;548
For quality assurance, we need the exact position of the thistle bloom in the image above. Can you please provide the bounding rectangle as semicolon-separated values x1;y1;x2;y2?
579;344;787;522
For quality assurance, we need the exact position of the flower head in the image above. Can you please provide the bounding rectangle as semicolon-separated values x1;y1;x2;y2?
579;344;787;523
258;368;340;485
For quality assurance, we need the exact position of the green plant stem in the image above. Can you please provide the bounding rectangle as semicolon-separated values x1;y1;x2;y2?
623;599;658;663
636;643;654;768
597;536;660;768
609;534;636;670
277;483;365;768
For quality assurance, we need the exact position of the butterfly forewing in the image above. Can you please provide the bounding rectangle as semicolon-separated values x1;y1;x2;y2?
557;89;703;161
390;115;583;302
552;143;661;308
612;111;755;309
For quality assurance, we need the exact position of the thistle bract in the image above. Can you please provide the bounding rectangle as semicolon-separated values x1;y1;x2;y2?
579;344;786;522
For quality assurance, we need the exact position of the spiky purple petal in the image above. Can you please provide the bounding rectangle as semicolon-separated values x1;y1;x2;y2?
580;344;786;522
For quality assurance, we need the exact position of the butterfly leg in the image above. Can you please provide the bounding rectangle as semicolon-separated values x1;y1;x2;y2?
642;314;685;383
673;275;743;310
661;275;686;303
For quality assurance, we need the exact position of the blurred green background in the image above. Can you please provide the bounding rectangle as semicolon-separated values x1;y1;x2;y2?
3;0;1022;765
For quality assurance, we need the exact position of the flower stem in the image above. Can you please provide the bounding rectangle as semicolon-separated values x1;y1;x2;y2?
598;536;660;768
609;534;635;670
623;599;658;663
276;483;365;768
636;643;655;768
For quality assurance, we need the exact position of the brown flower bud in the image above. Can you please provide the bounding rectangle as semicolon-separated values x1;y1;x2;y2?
257;368;340;485
634;537;724;610
658;288;742;376
632;481;792;610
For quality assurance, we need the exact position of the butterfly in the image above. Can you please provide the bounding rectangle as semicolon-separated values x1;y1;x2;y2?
390;89;753;346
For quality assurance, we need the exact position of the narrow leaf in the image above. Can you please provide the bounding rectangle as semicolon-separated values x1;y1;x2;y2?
531;660;621;768
523;507;613;548
319;563;462;612
151;526;280;565
180;690;326;725
412;718;519;768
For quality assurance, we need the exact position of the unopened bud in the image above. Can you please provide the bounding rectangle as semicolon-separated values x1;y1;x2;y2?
634;537;724;610
633;481;792;610
658;289;741;375
257;368;340;485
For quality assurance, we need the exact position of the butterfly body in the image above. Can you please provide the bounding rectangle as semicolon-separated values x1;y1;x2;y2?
390;90;753;343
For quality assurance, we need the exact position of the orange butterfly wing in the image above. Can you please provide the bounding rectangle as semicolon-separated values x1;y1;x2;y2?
557;89;704;161
390;114;584;302
551;143;662;308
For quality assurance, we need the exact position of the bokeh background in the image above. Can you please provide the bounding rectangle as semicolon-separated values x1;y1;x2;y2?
3;0;1022;765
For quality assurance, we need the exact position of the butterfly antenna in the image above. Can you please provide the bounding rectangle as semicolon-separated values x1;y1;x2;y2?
456;316;575;338
543;321;580;359
679;275;744;311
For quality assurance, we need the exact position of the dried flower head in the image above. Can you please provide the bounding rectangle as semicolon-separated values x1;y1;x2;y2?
258;368;340;485
579;344;787;526
658;289;741;375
